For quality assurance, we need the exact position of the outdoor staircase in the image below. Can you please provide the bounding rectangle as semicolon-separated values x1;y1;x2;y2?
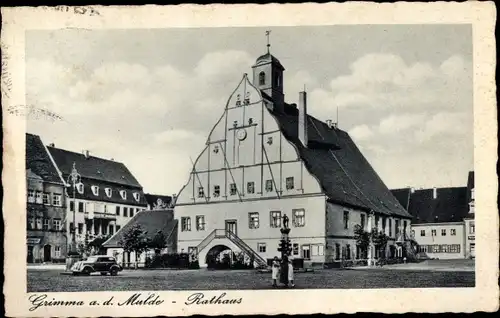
191;229;269;269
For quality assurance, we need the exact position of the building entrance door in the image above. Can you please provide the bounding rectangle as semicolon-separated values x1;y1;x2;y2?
43;244;52;262
27;245;34;263
225;220;237;235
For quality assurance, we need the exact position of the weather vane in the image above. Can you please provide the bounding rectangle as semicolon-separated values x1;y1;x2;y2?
265;30;271;53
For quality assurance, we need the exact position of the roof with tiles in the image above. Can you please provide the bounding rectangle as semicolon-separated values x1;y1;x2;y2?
390;188;412;210
26;133;64;184
47;146;147;206
262;95;411;218
103;209;177;248
47;147;142;187
404;187;469;224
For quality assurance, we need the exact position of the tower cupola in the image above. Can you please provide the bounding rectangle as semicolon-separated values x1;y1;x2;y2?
252;31;285;110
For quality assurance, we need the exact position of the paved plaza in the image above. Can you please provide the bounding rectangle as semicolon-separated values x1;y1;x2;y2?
27;260;475;292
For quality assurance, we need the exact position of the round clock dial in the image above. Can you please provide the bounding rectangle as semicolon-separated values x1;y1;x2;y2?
237;128;247;141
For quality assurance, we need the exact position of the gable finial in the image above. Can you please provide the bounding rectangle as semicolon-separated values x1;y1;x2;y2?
265;30;271;54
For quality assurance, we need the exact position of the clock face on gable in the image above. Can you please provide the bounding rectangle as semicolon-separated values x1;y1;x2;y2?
237;128;247;141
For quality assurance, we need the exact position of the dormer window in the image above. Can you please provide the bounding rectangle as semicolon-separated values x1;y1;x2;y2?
91;186;99;196
133;192;140;202
248;118;253;125
120;190;127;200
259;71;265;85
233;121;238;128
213;145;219;154
244;92;250;105
236;94;241;106
105;188;112;198
77;183;84;194
267;137;273;145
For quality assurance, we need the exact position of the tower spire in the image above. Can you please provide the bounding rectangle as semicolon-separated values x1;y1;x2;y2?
265;30;271;54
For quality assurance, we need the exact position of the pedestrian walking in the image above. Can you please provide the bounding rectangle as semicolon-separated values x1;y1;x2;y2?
288;258;295;287
271;256;280;287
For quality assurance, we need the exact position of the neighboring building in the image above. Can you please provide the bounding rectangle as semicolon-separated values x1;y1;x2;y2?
103;209;177;267
174;48;413;268
26;133;67;263
144;193;173;210
464;171;475;258
392;173;474;260
46;146;148;248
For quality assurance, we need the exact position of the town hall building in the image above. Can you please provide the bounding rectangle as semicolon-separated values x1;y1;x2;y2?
174;46;413;268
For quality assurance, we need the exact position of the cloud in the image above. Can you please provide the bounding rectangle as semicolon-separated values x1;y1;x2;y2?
307;53;471;117
415;112;469;143
378;113;427;135
349;124;374;141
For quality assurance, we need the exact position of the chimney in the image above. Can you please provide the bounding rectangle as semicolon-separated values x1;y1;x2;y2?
326;119;333;129
298;91;308;147
48;143;55;147
410;187;415;194
433;187;437;199
84;150;90;159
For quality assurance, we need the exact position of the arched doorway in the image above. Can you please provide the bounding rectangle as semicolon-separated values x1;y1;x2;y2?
205;245;232;269
43;244;52;262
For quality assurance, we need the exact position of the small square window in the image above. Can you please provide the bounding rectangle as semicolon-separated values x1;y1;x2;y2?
52;194;62;206
43;193;50;205
451;229;456;236
213;185;220;198
249;212;259;229
198;187;205;198
43;218;50;230
181;217;191;232
196;216;205;231
343;211;349;229
441;229;446;236
267;137;273;145
35;191;43;204
230;183;237;196
27;190;35;203
247;182;255;194
286;177;294;190
270;211;281;228
420;229;426;236
293;209;305;227
265;180;273;192
258;243;266;253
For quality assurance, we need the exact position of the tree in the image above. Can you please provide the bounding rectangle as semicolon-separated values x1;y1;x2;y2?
147;230;167;255
353;224;369;259
118;224;149;269
371;228;389;259
88;235;111;255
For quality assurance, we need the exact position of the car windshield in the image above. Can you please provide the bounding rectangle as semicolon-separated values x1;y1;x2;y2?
86;256;98;262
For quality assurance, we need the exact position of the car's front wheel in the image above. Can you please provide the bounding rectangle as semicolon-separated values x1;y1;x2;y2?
82;267;92;276
109;268;118;276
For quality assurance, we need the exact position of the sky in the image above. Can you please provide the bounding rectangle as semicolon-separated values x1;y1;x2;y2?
26;25;473;195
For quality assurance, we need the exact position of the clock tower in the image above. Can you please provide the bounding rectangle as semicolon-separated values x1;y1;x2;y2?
252;47;285;111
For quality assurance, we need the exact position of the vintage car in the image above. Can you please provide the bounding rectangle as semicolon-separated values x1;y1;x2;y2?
71;255;123;276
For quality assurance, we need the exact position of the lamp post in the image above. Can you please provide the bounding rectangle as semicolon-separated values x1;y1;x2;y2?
278;214;291;286
65;162;82;270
